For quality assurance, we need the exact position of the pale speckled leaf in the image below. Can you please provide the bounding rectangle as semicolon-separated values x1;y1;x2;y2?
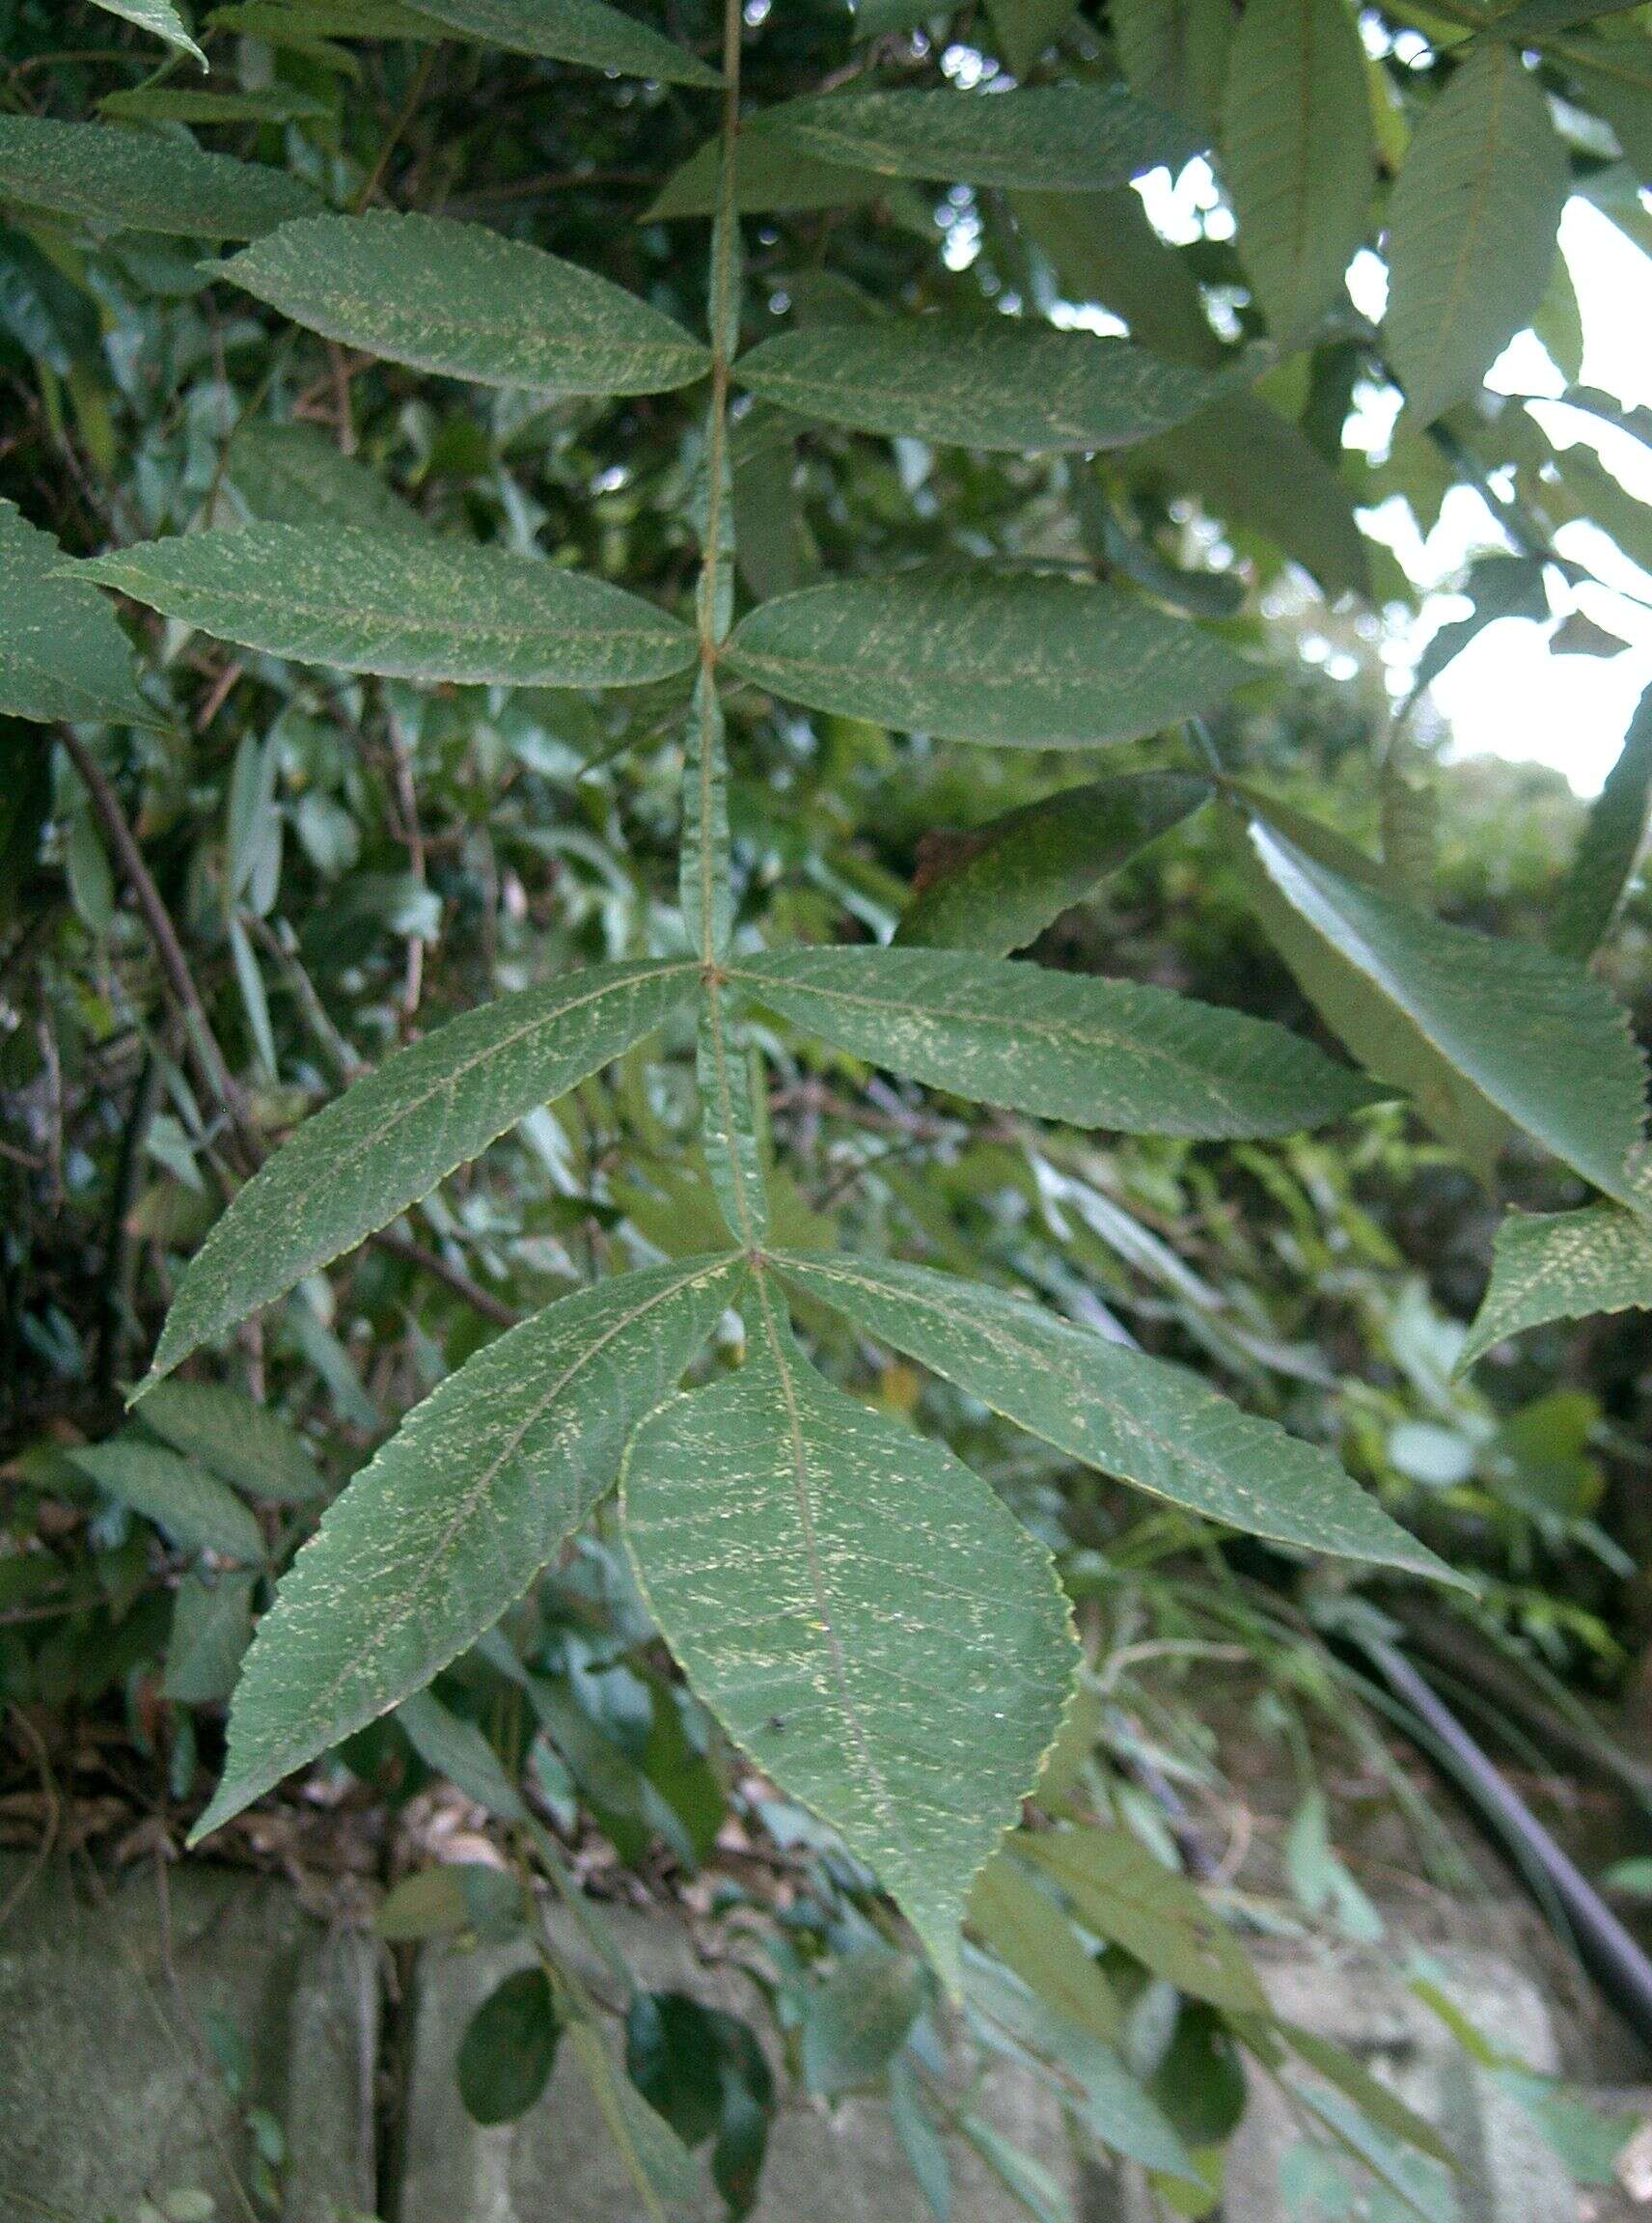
895;772;1211;954
1552;684;1652;959
408;0;719;83
0;115;317;238
1222;0;1373;343
1019;1825;1266;2014
1457;1181;1652;1372
621;1291;1078;1990
644;132;896;220
723;571;1250;748
189;1256;743;1841
736;320;1232;453
736;947;1381;1138
89;0;207;66
0;502;151;727
73;524;697;687
1113;0;1232;134
225;212;709;396
146;958;697;1382
138;1380;322;1502
1242;810;1649;1203
774;1252;1460;1579
761;84;1204;193
70;1440;265;1564
1225;795;1510;1180
1384;43;1566;425
224;421;430;536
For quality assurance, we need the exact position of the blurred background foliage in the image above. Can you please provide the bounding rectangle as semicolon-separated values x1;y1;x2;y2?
2;0;1651;2212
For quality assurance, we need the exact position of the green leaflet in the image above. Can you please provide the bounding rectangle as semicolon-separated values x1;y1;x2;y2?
1221;0;1373;344
621;1288;1078;1990
138;1380;323;1501
1225;796;1510;1179
70;1440;265;1564
895;772;1211;954
737;947;1381;1138
1113;0;1232;135
406;0;719;83
1011;189;1224;370
224;421;431;536
644;133;897;220
1384;43;1567;426
1241;810;1650;1204
189;1256;743;1841
735;320;1232;454
1018;1825;1267;2015
761;84;1204;193
968;1845;1124;2046
772;1252;1458;1579
1551;685;1652;959
723;571;1250;748
982;0;1081;75
0;502;151;727
1457;1193;1652;1372
89;0;207;65
100;87;332;123
164;1572;257;1704
224;212;710;396
146;958;698;1381
0;115;317;239
73;525;698;687
1134;391;1370;599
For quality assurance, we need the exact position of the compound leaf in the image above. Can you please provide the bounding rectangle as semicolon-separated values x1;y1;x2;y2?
774;1252;1459;1579
73;524;698;687
189;1256;743;1840
724;571;1249;748
225;211;710;396
737;947;1381;1138
0;114;317;238
147;958;698;1382
621;1293;1077;1990
736;319;1231;453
